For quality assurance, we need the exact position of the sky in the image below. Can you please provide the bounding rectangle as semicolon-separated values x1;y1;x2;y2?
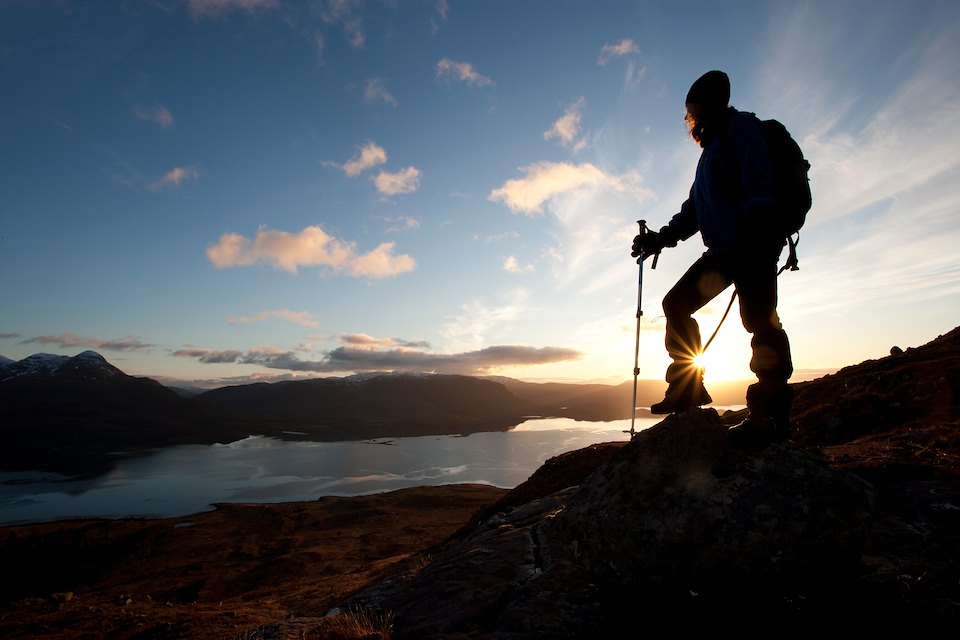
2;0;959;390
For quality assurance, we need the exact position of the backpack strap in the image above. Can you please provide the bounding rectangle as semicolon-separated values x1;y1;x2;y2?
779;234;800;275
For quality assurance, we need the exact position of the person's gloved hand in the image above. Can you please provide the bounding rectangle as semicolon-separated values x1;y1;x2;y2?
630;230;661;261
631;226;679;262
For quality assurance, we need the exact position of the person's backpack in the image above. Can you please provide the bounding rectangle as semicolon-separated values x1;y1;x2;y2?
758;117;812;272
724;114;812;272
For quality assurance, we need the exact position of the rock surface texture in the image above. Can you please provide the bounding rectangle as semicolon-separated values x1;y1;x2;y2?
342;409;882;637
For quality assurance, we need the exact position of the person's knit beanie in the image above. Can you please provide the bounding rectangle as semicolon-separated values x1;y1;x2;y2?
686;70;730;107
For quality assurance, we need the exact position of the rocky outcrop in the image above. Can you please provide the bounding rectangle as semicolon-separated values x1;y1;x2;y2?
340;409;879;637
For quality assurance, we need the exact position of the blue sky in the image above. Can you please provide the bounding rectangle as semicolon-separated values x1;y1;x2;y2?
2;0;959;389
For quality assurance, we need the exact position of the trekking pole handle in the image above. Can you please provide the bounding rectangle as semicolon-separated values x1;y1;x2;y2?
636;219;659;269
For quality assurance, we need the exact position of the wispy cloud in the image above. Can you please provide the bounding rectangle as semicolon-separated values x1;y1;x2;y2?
477;230;520;244
187;0;277;21
316;0;366;48
436;58;494;87
489;161;651;215
206;225;417;278
343;18;365;48
133;105;174;129
149;165;200;191
313;33;325;66
374;167;421;197
382;215;420;233
597;38;639;65
544;97;587;151
430;0;449;34
49;116;73;132
21;333;153;352
227;309;321;328
752;3;960;316
364;77;398;106
441;289;530;352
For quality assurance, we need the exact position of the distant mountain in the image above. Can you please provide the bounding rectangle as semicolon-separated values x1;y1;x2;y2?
195;372;530;437
0;352;248;476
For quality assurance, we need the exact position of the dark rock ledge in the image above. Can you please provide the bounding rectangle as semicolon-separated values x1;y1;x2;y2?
336;409;882;638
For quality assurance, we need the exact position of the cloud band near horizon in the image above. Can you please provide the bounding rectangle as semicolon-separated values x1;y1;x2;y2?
173;343;582;375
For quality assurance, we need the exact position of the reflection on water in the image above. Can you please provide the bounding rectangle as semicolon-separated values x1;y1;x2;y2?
0;417;661;526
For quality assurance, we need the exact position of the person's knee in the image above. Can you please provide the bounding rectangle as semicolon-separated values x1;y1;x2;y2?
742;309;782;334
662;289;691;319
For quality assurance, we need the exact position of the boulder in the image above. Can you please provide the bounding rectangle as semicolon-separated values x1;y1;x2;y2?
340;409;879;637
557;408;877;592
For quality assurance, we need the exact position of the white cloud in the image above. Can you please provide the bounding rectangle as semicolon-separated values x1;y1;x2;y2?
436;58;494;87
374;167;421;196
364;77;398;106
149;165;200;191
339;141;388;177
206;225;416;278
488;161;651;215
227;309;321;328
544;97;587;150
503;256;534;274
133;105;174;129
597;38;639;65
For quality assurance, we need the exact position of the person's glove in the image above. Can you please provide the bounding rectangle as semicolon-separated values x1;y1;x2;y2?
631;231;662;261
631;226;679;262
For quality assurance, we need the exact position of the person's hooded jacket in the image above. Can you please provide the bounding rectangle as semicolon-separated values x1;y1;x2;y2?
666;106;781;254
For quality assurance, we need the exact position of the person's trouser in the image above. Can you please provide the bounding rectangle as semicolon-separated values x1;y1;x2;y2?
661;248;793;392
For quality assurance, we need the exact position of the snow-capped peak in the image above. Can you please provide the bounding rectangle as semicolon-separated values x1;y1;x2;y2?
0;351;122;381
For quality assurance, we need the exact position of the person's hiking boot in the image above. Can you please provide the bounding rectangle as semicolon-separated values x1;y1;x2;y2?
728;380;794;445
650;378;712;415
727;413;781;446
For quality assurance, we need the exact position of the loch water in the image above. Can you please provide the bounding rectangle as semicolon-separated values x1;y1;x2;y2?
0;417;662;526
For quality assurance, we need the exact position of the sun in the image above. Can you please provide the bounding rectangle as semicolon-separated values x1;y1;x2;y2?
691;339;754;383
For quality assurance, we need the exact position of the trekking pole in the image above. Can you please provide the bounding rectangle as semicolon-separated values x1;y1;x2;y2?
626;219;656;439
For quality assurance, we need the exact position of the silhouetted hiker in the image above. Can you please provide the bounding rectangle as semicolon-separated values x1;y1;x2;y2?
631;70;793;444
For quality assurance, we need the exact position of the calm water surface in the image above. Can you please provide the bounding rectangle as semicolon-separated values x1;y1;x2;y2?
0;417;660;526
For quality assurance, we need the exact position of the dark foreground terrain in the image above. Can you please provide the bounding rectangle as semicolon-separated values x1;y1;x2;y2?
1;327;959;637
